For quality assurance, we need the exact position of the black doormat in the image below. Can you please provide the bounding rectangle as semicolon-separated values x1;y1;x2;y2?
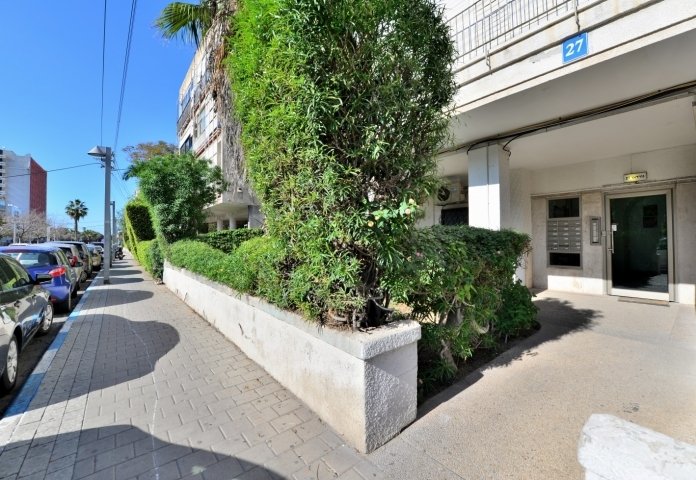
618;296;669;306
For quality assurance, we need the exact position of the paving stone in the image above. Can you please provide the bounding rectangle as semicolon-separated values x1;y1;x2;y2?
322;446;361;476
0;261;380;480
175;450;217;478
200;457;245;480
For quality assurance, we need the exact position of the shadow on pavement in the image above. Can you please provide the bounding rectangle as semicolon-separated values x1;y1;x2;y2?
107;268;143;276
108;276;144;285
0;425;278;479
418;297;600;416
20;315;179;414
102;289;154;308
88;315;179;391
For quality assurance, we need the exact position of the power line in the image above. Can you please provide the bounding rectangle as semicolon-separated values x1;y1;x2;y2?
113;0;138;152
100;0;108;145
2;163;99;179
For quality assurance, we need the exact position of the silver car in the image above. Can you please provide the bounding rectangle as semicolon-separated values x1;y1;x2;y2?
45;243;86;284
0;254;53;391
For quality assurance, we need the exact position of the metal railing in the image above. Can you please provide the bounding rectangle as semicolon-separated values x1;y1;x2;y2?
447;0;588;68
177;100;192;135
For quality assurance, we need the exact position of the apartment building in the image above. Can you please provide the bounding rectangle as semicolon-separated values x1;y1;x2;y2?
422;0;696;304
0;149;47;217
177;38;261;231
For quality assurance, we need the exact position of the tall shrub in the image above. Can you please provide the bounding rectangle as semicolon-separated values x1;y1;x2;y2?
124;153;226;243
229;0;455;325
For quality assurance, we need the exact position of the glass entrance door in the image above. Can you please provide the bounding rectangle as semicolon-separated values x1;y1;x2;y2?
606;191;672;301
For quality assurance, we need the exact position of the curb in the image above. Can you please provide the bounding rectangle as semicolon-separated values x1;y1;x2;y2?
2;274;103;418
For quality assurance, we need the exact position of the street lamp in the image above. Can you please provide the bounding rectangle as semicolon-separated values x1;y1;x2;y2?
88;145;112;284
7;203;19;244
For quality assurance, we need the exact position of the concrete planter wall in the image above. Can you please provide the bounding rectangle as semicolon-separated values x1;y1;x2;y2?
163;262;421;453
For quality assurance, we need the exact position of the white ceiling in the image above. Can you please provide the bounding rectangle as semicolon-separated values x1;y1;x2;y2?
508;96;696;169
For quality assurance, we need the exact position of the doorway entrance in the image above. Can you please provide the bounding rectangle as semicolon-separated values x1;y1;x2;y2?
606;190;673;301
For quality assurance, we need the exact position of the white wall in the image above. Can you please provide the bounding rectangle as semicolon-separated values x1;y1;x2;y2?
529;145;696;304
6;152;30;214
531;145;696;195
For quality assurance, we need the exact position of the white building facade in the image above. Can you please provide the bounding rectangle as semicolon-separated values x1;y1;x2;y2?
426;0;696;304
0;149;47;217
177;41;258;231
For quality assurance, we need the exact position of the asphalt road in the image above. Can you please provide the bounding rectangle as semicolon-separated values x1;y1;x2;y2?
0;275;95;418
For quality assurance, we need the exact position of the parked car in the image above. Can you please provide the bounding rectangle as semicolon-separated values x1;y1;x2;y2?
57;241;93;278
45;243;86;284
0;245;77;312
86;244;102;271
88;243;104;256
0;254;54;391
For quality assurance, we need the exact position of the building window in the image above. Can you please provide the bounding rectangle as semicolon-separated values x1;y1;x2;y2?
195;109;207;138
441;207;468;226
180;136;193;154
547;197;581;267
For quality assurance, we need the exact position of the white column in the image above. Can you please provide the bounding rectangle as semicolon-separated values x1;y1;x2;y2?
228;217;237;230
467;144;510;230
216;219;224;231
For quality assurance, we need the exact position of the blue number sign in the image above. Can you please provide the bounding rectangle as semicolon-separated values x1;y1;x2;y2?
562;32;588;63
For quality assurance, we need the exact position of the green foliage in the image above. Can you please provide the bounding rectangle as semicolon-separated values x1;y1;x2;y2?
197;228;264;254
148;238;165;280
494;281;538;340
135;240;154;274
123;197;164;279
124;153;226;243
383;225;535;397
169;236;286;305
125;202;155;242
229;0;455;325
169;240;235;285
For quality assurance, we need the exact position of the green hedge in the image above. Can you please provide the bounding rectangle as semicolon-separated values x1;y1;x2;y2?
135;240;154;274
169;237;286;303
169;225;537;400
125;203;155;241
383;225;537;396
197;228;264;254
124;199;164;279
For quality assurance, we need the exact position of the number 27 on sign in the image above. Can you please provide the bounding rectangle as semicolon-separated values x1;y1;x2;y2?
563;32;588;63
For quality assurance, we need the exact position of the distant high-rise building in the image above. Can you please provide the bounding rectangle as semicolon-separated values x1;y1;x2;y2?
0;149;47;217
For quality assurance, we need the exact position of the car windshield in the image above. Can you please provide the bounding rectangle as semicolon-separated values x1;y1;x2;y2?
6;251;56;267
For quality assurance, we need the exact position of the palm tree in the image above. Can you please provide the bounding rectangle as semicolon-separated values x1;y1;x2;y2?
156;1;246;194
155;1;217;47
65;199;88;241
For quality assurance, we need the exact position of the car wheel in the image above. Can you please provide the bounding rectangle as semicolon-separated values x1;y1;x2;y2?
1;335;19;391
80;272;87;283
38;304;54;335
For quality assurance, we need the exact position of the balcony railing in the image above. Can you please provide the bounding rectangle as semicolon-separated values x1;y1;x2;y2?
177;100;192;134
448;0;589;69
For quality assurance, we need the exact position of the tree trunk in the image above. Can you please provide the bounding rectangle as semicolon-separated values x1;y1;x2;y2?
74;219;78;241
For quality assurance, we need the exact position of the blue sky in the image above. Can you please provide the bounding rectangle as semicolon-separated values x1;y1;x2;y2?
0;1;194;234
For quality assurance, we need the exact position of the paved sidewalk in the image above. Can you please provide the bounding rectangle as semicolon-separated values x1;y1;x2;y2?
370;291;696;479
0;259;382;480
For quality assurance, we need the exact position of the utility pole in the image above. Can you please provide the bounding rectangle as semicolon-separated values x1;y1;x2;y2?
111;201;117;247
88;146;112;283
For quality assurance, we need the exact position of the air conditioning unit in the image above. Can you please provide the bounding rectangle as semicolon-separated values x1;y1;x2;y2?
435;178;467;206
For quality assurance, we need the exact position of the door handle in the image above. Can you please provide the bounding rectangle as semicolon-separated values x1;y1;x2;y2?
609;226;615;254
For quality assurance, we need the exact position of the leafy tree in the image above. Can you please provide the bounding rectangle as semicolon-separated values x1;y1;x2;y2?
81;229;103;243
1;211;49;243
229;0;455;325
124;153;226;243
123;141;177;163
65;199;88;241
